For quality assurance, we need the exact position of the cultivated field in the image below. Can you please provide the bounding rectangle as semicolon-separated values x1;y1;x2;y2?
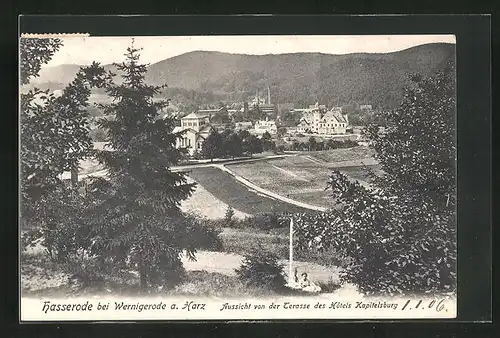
227;156;335;208
226;146;381;208
308;146;375;163
187;167;313;215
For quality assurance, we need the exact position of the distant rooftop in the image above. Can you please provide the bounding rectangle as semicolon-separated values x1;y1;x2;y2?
182;112;206;119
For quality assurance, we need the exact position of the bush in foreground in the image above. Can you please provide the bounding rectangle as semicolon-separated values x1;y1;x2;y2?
235;245;286;291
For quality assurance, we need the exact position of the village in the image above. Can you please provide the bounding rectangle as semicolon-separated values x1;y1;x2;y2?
170;86;368;157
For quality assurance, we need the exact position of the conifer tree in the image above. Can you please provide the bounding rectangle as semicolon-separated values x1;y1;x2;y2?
85;44;200;290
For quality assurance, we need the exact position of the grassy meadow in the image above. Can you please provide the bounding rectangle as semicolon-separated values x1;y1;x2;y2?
187;167;311;214
224;146;380;208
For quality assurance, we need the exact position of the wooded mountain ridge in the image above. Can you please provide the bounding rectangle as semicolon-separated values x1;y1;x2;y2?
29;43;455;109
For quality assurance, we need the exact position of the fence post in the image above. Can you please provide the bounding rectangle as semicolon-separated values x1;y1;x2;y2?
289;217;294;284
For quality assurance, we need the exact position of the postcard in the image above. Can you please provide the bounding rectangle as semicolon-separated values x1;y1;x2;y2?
20;33;457;321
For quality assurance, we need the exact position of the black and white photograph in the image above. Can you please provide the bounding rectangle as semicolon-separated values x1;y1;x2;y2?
19;33;458;321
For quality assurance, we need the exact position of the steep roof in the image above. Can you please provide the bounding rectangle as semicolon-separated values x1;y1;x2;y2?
320;111;347;124
333;111;348;123
182;112;205;119
172;126;184;133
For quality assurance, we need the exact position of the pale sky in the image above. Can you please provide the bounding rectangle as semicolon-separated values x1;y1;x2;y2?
44;35;456;68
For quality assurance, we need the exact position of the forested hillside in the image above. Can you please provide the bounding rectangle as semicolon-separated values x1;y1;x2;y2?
29;43;455;110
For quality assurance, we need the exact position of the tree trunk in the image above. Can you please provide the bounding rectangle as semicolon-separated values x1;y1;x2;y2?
139;262;148;290
71;165;78;188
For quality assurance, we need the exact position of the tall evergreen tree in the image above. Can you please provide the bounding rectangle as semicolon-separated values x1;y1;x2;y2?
85;44;200;290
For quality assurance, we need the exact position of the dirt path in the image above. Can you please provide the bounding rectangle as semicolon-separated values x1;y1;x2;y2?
182;250;341;284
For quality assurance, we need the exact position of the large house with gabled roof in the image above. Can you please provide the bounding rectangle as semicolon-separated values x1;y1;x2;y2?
295;103;350;135
317;110;349;134
172;112;216;155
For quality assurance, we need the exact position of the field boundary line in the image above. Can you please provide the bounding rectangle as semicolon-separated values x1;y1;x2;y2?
216;164;327;212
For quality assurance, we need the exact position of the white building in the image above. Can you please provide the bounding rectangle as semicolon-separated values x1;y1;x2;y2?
294;103;350;135
317;110;349;134
296;120;311;134
235;121;253;131
172;112;215;155
252;119;277;136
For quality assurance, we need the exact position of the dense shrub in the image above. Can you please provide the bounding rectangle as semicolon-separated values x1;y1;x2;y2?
89;128;107;142
292;65;457;296
235;245;286;291
231;211;288;231
181;213;224;251
22;185;90;263
224;206;235;227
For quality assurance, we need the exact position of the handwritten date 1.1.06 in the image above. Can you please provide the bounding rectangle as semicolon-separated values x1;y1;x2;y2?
400;299;447;312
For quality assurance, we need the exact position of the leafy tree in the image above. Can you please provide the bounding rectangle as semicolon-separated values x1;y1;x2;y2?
237;129;251;140
280;110;302;127
225;132;244;159
20;38;63;86
20;38;110;260
326;139;338;149
210;109;231;124
295;64;457;295
224;206;235;227
238;130;262;157
84;44;204;290
201;130;223;162
261;131;275;152
262;131;272;141
277;126;287;137
308;136;317;151
247;135;263;157
21;38;108;201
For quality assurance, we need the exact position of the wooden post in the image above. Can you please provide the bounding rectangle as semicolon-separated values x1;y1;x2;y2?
289;218;294;284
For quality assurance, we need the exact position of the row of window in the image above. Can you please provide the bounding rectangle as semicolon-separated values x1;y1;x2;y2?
182;120;206;127
180;138;192;147
318;123;346;127
179;137;205;149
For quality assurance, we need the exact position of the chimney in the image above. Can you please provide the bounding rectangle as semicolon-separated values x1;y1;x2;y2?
267;86;271;105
